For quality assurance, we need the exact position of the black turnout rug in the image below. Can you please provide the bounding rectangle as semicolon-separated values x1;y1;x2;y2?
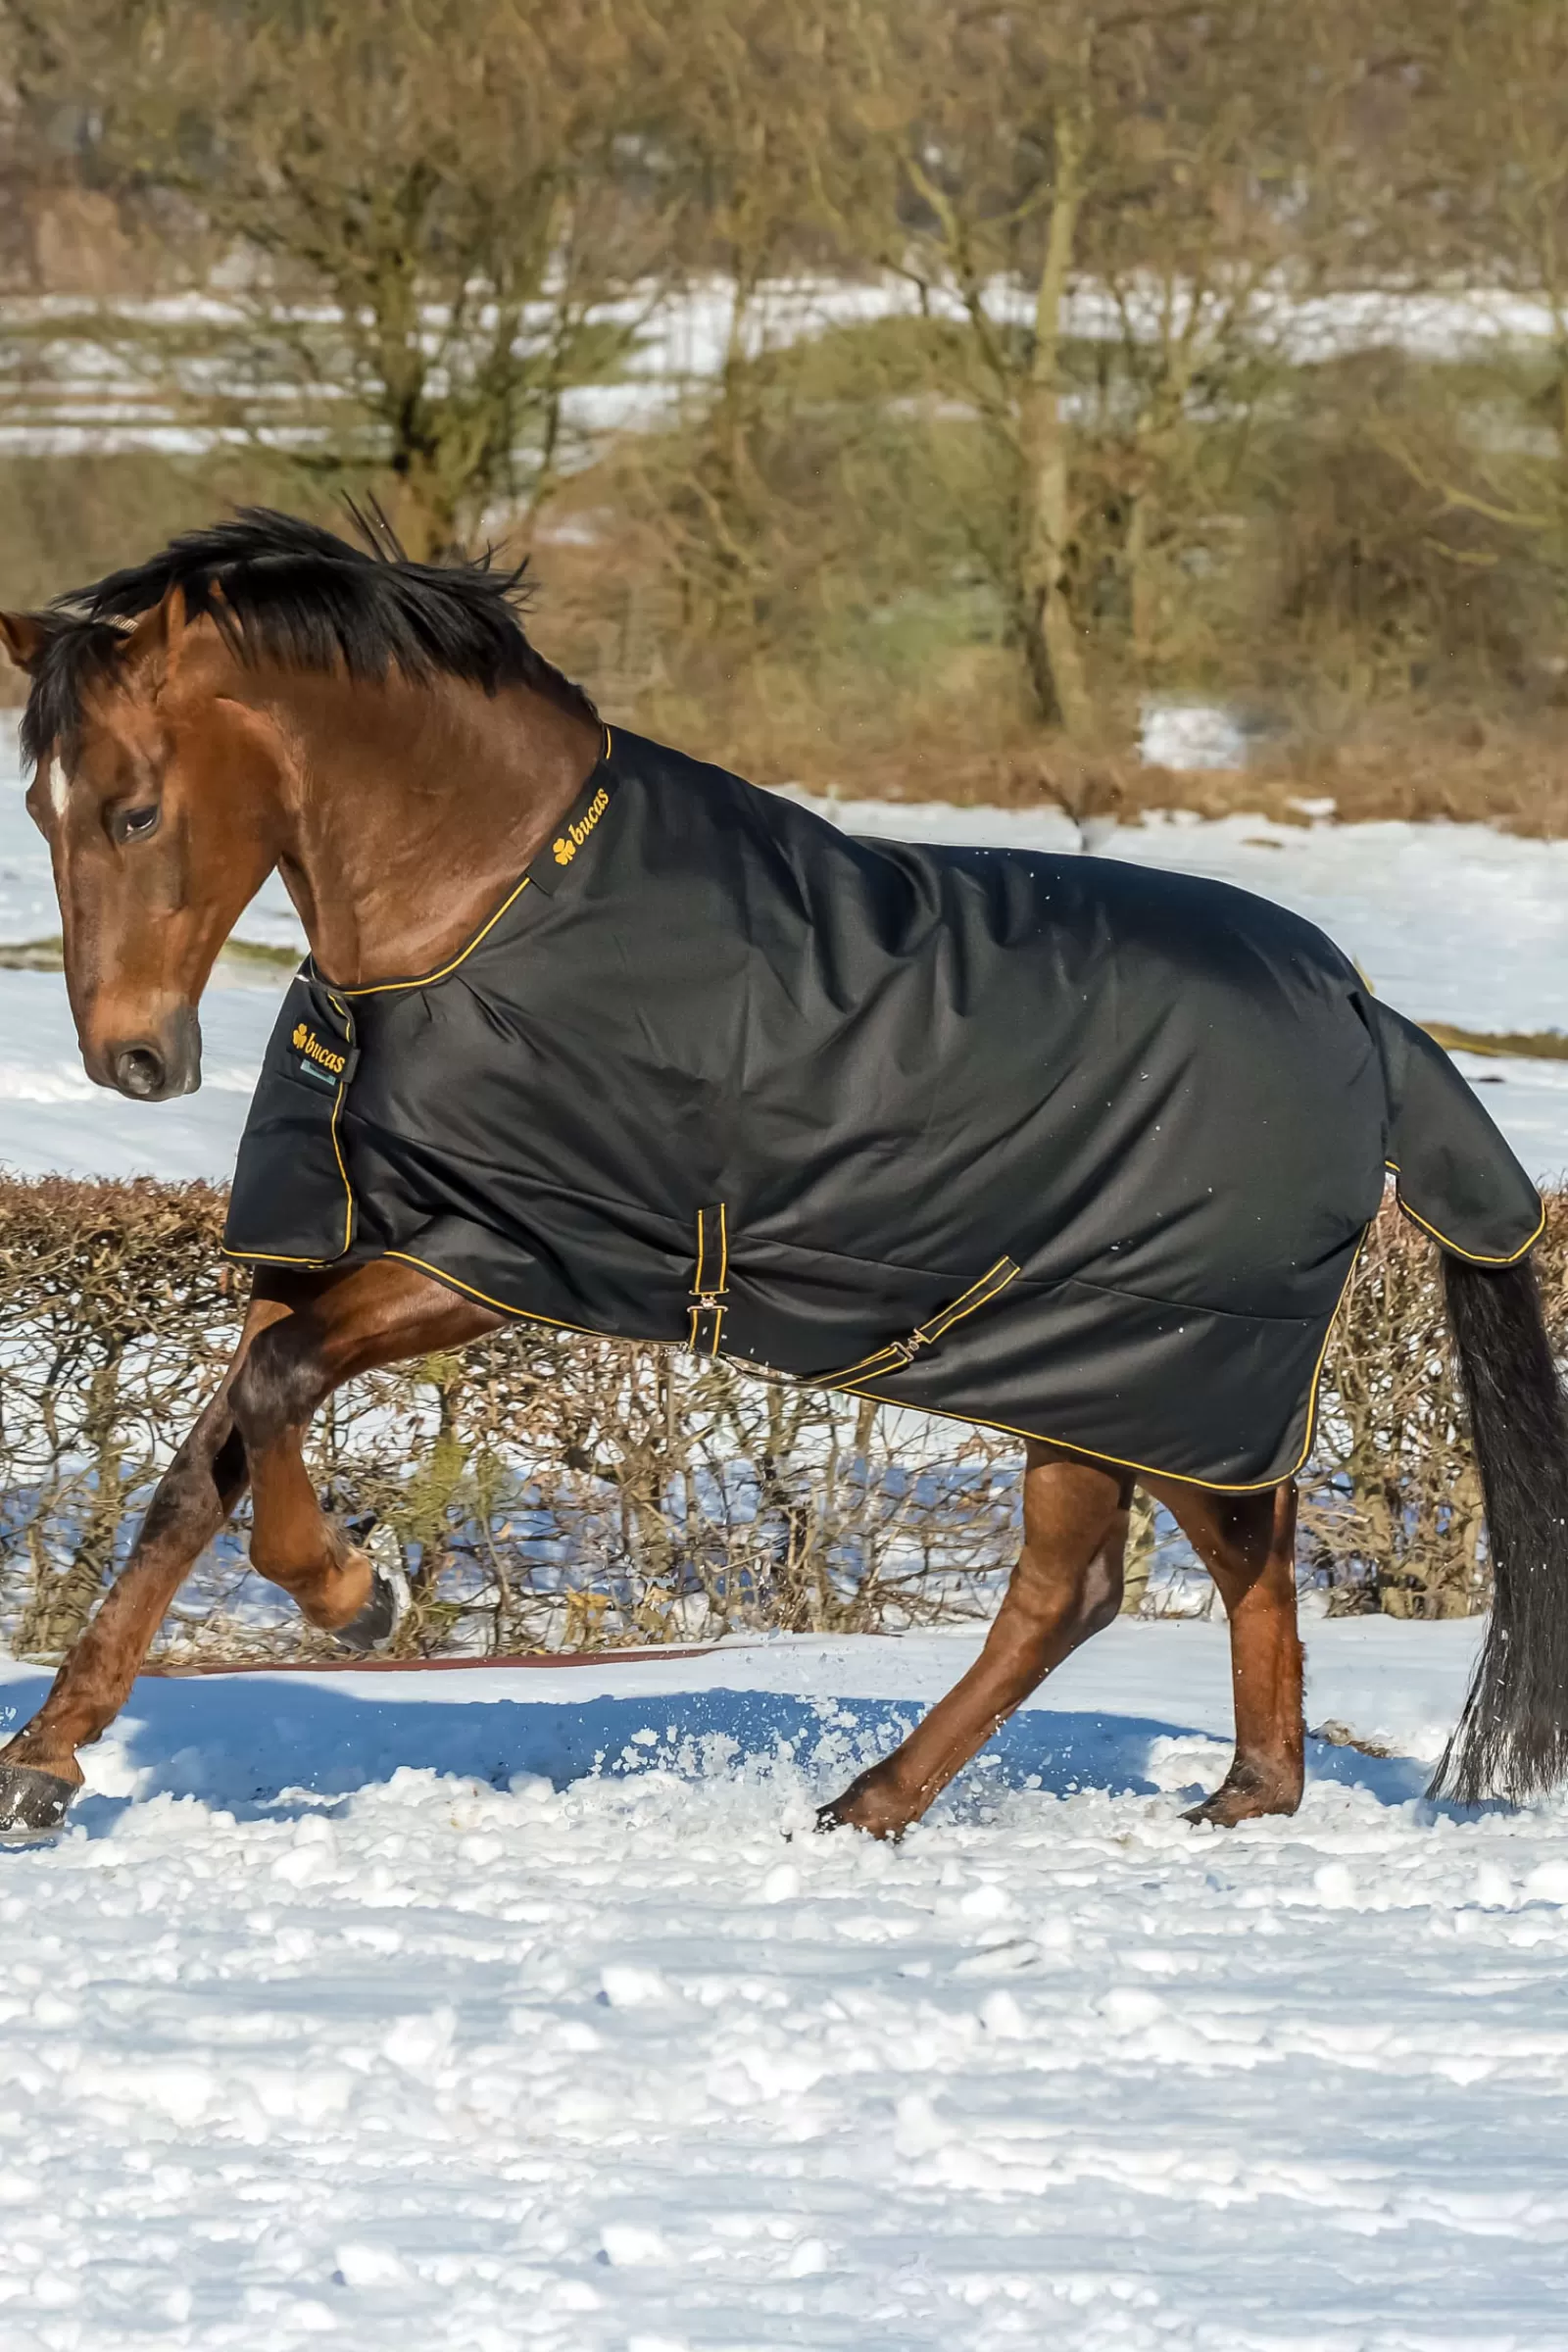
225;728;1542;1489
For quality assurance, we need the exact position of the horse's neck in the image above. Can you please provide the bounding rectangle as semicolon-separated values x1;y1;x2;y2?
272;675;602;985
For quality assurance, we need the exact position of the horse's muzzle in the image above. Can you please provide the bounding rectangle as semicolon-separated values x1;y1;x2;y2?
105;1006;202;1102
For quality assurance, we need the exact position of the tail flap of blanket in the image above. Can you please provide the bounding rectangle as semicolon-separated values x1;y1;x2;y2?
223;973;359;1267
1373;1000;1543;1265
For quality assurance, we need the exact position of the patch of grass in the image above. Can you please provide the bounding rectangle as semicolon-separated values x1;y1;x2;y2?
1422;1021;1568;1061
218;937;300;971
0;935;298;974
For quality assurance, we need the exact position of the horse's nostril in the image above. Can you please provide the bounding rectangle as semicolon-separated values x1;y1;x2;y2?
113;1045;166;1100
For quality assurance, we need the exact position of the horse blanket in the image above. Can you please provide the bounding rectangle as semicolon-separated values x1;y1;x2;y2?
224;728;1542;1489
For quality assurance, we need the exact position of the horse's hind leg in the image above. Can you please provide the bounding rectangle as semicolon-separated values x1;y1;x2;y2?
1152;1477;1303;1827
819;1445;1132;1839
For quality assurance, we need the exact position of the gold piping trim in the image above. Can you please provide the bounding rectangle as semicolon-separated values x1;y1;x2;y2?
330;876;533;999
687;1301;726;1354
384;1251;631;1342
1384;1158;1544;1267
827;1254;1020;1386
829;1232;1369;1494
317;1222;1362;1495
689;1202;729;1358
324;728;614;1001
222;994;357;1267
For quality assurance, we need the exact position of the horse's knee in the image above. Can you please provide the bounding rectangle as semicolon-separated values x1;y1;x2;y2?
1005;1539;1122;1647
229;1320;321;1454
1077;1546;1125;1639
1059;1504;1129;1641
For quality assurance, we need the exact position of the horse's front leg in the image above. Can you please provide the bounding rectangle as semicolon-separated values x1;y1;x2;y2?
0;1261;498;1831
228;1261;501;1637
0;1287;294;1827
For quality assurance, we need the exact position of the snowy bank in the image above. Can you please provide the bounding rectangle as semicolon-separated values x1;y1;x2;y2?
1;1621;1567;2348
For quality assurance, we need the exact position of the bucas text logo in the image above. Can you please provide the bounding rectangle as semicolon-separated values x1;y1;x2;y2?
291;1021;347;1077
552;784;610;867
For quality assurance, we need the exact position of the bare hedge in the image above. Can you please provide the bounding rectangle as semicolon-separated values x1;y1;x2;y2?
1;1176;1561;1664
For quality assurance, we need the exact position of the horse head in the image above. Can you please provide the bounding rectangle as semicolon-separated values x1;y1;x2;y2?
2;508;602;1100
0;583;285;1101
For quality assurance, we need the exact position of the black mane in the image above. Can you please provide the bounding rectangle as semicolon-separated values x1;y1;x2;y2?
19;508;597;768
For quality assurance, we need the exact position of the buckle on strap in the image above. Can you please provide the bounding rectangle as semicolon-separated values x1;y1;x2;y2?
834;1255;1022;1386
687;1202;729;1359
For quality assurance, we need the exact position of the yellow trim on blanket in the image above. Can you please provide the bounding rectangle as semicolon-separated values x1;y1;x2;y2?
688;1202;729;1359
320;728;614;1001
329;875;533;1000
1384;1158;1544;1266
222;991;357;1268
829;1230;1369;1494
826;1254;1021;1386
306;1216;1366;1495
384;1251;639;1343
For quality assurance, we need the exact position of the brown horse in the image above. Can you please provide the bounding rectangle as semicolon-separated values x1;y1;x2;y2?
2;512;1565;1840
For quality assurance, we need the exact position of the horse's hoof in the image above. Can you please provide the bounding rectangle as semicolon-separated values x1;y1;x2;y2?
814;1793;906;1842
1183;1776;1300;1829
332;1539;409;1655
0;1763;77;1838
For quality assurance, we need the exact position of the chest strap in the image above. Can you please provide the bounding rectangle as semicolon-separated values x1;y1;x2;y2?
830;1255;1022;1387
687;1202;729;1357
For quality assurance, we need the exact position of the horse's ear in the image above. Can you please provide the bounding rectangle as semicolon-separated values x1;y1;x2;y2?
118;582;189;691
0;612;52;674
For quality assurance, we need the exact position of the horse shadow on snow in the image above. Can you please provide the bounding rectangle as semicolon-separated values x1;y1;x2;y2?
0;1667;1431;1833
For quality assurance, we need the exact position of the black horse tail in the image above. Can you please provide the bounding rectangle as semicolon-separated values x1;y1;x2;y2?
1431;1252;1568;1803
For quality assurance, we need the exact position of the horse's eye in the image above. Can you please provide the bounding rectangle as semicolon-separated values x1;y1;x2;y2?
115;804;160;844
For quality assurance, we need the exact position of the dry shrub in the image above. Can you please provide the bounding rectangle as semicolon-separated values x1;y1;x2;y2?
0;1177;1018;1664
1303;1192;1568;1616
0;1176;1561;1661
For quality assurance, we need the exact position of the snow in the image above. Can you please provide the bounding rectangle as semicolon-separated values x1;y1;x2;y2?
6;273;1568;459
0;968;285;1181
2;1619;1567;2348
1137;702;1250;771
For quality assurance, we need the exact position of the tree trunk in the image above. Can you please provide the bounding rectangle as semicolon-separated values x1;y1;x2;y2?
1016;79;1093;739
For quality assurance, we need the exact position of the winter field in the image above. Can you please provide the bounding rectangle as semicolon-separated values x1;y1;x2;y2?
6;1620;1568;2352
4;723;1568;2344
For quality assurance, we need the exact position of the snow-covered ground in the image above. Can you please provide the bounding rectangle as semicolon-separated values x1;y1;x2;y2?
3;1618;1568;2350
6;744;1568;2345
3;724;1565;1180
4;272;1567;458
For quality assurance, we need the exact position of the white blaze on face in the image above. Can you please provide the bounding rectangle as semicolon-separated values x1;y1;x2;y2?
47;757;70;822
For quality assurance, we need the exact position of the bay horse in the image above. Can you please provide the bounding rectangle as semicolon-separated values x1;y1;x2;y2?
2;511;1566;1841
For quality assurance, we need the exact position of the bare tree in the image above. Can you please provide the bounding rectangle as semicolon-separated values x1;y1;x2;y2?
11;0;686;554
825;0;1366;738
829;0;1103;735
1368;1;1568;562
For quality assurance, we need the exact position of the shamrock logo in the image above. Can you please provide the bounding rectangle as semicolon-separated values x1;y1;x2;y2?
553;836;575;865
